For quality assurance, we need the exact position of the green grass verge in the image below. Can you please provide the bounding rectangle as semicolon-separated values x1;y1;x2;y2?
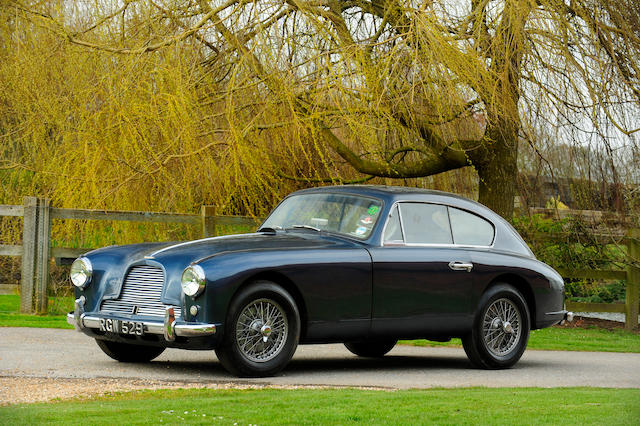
0;295;73;329
1;387;638;425
401;325;640;353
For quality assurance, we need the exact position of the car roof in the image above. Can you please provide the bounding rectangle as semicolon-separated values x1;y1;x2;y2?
293;185;482;205
290;185;534;257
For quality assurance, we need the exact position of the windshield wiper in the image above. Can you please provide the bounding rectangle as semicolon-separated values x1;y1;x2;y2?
290;224;321;232
258;226;282;234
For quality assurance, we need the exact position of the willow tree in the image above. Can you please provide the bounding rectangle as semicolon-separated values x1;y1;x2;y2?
10;0;640;218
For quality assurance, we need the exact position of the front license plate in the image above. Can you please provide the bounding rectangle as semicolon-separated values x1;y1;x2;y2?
99;318;144;336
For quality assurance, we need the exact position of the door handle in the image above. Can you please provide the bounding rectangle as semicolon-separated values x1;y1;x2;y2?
448;261;473;272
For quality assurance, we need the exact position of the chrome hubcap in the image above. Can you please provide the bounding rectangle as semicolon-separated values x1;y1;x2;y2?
482;298;522;357
236;298;288;362
503;321;514;334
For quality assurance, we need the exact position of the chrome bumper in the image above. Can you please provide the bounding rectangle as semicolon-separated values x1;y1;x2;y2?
562;311;574;324
67;297;216;341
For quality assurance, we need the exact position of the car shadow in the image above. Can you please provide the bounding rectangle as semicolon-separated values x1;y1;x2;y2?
144;353;480;378
137;351;547;379
286;354;473;373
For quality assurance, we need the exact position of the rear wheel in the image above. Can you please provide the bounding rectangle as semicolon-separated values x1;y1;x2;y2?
215;281;300;377
344;339;397;358
462;283;530;369
95;339;165;363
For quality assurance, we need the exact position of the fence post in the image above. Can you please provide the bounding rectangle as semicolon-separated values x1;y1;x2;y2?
20;197;38;313
20;197;50;314
35;198;51;314
626;228;640;330
201;205;216;238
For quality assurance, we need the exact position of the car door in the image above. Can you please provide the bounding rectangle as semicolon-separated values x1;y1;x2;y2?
368;202;474;337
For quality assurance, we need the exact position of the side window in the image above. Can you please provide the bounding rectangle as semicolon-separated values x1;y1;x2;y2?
383;205;404;243
448;207;494;246
399;203;453;244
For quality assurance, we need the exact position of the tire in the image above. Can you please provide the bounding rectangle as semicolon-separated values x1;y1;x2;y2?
95;339;165;363
344;339;397;358
462;283;530;369
215;281;300;377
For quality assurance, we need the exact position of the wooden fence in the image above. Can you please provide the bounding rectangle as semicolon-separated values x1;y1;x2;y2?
0;197;638;330
523;228;639;330
0;196;259;314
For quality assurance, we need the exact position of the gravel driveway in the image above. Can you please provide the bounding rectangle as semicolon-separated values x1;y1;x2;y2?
1;327;639;404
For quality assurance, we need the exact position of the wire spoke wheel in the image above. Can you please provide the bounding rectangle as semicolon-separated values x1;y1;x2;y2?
235;298;289;363
482;298;522;357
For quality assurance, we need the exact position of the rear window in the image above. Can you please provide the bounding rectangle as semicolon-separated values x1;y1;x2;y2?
449;207;494;246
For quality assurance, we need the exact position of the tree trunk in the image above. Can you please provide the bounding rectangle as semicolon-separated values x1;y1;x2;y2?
475;124;519;219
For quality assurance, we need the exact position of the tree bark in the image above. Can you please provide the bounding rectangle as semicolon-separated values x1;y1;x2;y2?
475;123;519;219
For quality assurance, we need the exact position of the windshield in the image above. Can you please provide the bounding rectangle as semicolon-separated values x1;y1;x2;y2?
261;193;383;239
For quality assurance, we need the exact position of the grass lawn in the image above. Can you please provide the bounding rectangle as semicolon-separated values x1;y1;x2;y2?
1;294;638;352
0;294;73;329
1;387;638;425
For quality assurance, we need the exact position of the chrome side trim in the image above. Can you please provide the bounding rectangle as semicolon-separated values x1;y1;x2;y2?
175;323;217;337
544;309;573;325
558;311;574;325
546;310;568;316
66;313;216;339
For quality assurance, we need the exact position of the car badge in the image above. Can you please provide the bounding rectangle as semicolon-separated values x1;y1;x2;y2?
132;305;139;315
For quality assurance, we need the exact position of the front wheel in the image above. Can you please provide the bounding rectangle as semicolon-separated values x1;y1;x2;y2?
215;281;300;377
95;339;165;363
462;284;530;369
344;339;397;358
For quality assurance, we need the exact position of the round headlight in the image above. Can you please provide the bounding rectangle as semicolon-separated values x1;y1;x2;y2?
70;257;92;289
181;265;206;297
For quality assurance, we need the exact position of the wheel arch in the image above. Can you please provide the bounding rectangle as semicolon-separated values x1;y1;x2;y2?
232;270;309;340
485;274;536;327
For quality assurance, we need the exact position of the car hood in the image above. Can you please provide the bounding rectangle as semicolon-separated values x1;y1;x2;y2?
86;231;360;266
152;232;359;263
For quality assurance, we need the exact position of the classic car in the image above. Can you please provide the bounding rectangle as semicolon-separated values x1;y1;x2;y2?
67;185;572;377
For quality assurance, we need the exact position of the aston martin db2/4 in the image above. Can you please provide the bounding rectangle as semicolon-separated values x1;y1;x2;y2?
68;186;571;376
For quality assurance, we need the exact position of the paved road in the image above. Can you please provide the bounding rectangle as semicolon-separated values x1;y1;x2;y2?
1;327;639;389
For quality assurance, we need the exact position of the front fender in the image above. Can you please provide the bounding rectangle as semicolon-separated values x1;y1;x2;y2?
182;247;373;333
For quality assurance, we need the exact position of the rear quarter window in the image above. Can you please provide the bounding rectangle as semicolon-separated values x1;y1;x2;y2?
448;207;494;246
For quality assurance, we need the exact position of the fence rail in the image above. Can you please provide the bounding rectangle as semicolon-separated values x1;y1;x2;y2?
528;207;638;227
50;207;202;224
1;197;638;330
565;301;626;314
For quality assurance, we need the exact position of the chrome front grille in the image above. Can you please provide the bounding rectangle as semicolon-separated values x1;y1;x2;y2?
101;265;181;319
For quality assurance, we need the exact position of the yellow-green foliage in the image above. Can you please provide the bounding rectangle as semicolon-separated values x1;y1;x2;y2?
0;2;484;246
0;7;320;217
0;22;275;214
546;197;569;210
1;0;638;246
